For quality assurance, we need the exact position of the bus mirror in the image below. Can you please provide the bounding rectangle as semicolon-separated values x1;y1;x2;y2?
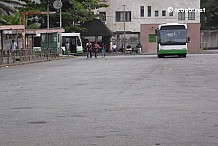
187;37;190;43
155;29;158;36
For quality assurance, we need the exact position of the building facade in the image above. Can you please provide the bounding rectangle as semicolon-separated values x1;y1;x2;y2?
97;0;201;53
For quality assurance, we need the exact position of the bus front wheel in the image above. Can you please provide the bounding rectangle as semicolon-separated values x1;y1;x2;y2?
158;54;164;58
178;54;186;58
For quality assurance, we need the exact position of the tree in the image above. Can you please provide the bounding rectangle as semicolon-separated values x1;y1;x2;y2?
0;12;22;25
201;0;218;29
19;0;108;32
0;0;27;25
0;0;25;15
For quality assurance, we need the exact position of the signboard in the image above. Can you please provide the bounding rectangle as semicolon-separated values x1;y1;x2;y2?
149;34;156;43
53;0;63;10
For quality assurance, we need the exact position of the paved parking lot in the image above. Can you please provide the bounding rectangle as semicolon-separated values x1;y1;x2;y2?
0;54;218;146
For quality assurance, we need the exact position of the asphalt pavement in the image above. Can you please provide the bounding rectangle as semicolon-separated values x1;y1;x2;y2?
0;54;218;146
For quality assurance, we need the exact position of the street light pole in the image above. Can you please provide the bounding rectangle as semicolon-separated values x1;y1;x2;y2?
123;5;126;52
60;0;62;28
47;0;49;29
53;0;63;27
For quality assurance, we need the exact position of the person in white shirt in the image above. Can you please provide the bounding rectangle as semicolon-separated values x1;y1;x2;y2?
10;39;17;62
10;40;17;53
112;43;117;53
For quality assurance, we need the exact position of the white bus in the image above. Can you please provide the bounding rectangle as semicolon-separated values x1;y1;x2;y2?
61;33;83;54
155;23;189;58
33;32;83;55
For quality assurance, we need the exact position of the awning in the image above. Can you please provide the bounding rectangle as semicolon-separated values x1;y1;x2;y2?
26;28;65;34
0;25;25;30
81;19;113;36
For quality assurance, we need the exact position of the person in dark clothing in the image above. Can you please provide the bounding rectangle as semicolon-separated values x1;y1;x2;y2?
86;41;92;59
65;41;70;55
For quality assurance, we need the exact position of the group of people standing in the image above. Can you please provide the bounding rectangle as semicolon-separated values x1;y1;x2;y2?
86;41;106;59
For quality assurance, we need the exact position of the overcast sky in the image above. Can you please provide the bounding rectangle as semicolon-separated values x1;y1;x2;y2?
33;0;40;3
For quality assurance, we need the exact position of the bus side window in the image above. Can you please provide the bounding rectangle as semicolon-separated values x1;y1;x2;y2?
62;38;66;47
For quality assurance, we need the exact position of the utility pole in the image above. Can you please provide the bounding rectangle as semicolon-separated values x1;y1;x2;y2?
123;5;126;52
60;0;62;28
53;0;63;28
47;0;50;29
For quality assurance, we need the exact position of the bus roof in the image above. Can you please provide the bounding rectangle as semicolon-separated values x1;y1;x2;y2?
158;23;187;29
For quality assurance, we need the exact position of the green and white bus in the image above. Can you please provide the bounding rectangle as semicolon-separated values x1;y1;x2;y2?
61;33;83;54
155;23;189;58
33;32;83;55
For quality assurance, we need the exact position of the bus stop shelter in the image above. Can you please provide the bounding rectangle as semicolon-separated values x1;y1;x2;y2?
81;19;114;51
25;28;65;55
0;25;25;64
0;25;65;64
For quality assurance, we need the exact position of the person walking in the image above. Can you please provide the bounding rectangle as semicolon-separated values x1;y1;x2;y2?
101;43;106;58
10;40;17;62
86;41;92;59
94;42;100;58
10;40;17;55
65;41;70;55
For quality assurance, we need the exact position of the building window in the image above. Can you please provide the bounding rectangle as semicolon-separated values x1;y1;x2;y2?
116;11;131;22
155;11;159;17
169;12;173;16
140;6;144;17
162;10;166;16
178;12;185;20
99;12;106;21
188;11;195;20
147;6;151;17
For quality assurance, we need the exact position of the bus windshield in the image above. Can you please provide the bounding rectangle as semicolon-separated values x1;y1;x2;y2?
159;29;187;45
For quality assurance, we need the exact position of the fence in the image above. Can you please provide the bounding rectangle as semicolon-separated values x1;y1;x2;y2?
0;48;59;65
201;30;218;50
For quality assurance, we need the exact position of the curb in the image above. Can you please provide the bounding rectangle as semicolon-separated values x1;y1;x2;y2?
0;55;76;68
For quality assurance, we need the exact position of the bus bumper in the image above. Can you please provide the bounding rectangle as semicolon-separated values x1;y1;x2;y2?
77;50;83;54
158;49;187;55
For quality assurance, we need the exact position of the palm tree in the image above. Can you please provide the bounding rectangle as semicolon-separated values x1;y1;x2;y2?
0;0;25;15
0;12;22;25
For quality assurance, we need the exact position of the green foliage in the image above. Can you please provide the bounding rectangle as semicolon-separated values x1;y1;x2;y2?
0;12;22;25
19;0;108;32
0;0;24;15
27;23;40;29
201;0;218;29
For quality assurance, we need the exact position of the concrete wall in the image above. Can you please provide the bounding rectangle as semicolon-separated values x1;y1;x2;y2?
201;30;218;49
140;23;201;54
